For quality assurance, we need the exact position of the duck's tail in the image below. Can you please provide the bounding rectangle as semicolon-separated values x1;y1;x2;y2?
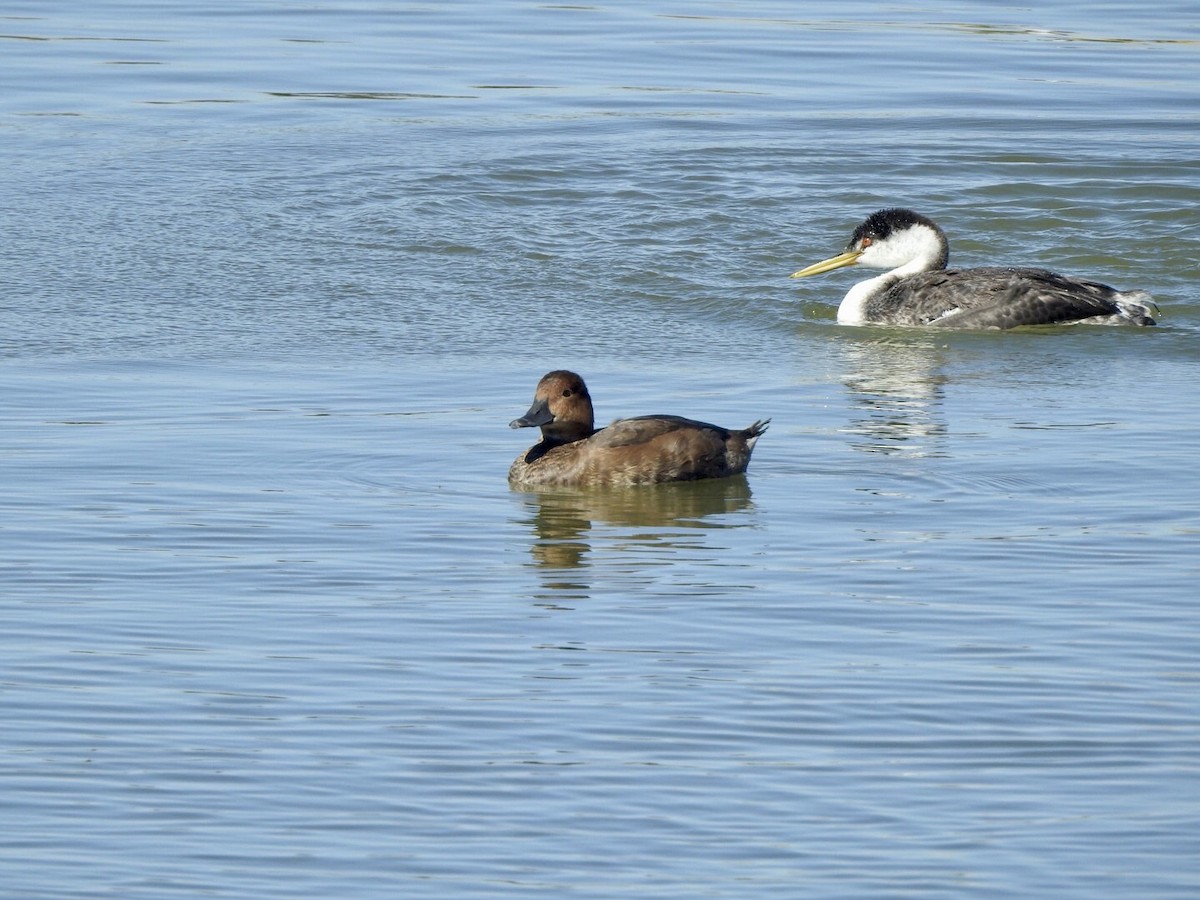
743;419;770;449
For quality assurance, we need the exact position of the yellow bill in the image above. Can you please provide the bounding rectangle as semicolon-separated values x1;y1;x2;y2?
790;248;863;279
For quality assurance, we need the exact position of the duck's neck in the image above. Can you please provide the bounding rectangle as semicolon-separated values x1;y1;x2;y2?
532;424;595;455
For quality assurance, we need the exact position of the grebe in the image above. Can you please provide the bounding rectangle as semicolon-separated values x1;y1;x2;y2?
791;208;1157;328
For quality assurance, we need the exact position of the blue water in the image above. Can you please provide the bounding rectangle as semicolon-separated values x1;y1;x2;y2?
3;3;1199;897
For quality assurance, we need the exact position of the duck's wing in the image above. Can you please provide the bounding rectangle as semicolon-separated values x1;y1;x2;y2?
589;415;725;449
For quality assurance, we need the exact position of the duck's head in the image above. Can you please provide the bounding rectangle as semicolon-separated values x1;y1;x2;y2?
510;370;596;442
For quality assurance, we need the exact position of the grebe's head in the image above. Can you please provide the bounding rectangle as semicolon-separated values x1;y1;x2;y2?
791;208;949;278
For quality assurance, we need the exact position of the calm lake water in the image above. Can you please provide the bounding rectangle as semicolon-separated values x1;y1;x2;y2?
3;2;1199;897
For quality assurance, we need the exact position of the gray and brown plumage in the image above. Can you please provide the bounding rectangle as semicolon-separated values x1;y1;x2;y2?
791;208;1157;328
508;370;768;488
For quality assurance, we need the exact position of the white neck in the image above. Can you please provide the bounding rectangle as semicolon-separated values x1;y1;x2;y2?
837;275;889;325
836;255;930;325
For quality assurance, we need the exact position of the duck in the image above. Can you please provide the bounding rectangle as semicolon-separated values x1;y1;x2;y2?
790;207;1157;328
508;370;769;488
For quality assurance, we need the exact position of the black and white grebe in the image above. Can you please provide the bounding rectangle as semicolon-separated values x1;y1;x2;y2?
791;208;1157;328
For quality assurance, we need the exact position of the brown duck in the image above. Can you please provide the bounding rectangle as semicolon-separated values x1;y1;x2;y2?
508;370;769;488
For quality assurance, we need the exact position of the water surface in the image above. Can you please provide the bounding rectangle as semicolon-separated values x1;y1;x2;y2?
3;2;1199;897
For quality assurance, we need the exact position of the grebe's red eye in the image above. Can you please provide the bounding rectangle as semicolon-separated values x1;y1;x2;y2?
861;237;873;248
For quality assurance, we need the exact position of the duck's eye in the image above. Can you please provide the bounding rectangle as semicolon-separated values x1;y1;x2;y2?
561;389;573;398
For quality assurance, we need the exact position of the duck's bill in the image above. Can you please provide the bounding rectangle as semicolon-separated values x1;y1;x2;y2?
509;398;554;429
790;248;862;278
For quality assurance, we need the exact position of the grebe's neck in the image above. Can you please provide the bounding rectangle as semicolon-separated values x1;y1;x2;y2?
837;273;894;325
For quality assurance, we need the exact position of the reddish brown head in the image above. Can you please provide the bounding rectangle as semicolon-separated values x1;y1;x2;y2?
509;370;596;443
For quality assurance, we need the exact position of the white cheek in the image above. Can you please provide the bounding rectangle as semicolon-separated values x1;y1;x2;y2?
860;223;941;269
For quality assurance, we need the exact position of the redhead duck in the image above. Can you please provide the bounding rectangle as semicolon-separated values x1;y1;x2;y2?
508;370;769;488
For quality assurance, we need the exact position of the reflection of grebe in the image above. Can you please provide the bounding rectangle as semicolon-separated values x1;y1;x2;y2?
837;337;947;457
792;208;1157;328
508;371;768;488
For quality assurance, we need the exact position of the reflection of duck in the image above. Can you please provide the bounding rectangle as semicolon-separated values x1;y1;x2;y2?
508;371;768;488
514;477;756;573
791;208;1157;328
